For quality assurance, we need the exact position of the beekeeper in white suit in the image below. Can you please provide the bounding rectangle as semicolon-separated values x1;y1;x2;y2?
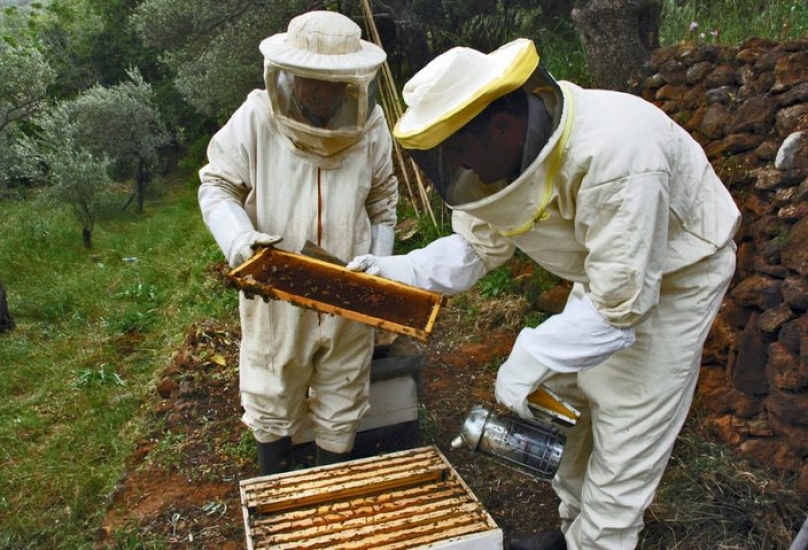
198;11;398;475
348;38;740;550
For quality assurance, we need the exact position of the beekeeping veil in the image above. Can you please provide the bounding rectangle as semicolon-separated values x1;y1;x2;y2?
393;38;563;206
260;11;386;157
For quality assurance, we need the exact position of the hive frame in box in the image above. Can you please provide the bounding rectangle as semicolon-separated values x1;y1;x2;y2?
240;446;503;549
228;248;446;343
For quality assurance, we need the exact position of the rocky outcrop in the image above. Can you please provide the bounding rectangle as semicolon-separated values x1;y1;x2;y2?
640;37;808;493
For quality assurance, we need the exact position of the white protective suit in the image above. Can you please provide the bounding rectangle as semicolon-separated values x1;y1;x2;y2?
354;39;740;549
198;12;398;454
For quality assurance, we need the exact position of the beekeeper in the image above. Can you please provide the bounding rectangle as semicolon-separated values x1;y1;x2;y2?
198;11;398;475
348;39;740;550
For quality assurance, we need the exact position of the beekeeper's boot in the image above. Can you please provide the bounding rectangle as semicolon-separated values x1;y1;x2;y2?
316;446;351;466
509;530;567;550
257;437;292;475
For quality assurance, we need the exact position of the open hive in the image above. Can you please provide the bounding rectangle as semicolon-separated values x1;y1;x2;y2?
227;248;446;342
240;446;503;550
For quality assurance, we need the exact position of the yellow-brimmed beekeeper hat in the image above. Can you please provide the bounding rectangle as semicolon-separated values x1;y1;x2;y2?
394;38;539;150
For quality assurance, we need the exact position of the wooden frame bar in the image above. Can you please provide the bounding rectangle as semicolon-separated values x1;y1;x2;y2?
227;248;446;343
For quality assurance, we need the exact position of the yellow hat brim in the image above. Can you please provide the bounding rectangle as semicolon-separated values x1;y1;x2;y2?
394;39;539;150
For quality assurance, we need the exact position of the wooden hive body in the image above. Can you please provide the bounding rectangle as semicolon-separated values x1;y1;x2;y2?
240;446;503;549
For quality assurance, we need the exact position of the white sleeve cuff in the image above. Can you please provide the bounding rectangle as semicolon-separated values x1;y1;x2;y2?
521;293;636;373
407;234;488;295
204;201;255;264
370;224;395;256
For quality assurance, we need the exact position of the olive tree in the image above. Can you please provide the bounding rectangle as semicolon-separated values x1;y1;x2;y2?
15;69;170;246
0;10;57;331
0;13;57;193
40;147;113;249
0;40;54;134
65;68;171;213
15;103;113;248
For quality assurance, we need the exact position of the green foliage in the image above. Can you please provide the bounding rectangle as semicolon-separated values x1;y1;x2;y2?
146;431;187;472
131;0;308;122
478;265;516;299
14;103;114;244
72;364;126;389
30;0;107;96
532;18;591;85
407;0;588;83
177;131;213;180
217;429;256;465
0;180;234;548
26;0;162;99
393;196;453;254
0;127;34;194
660;0;808;46
522;309;551;328
12;68;172;228
65;68;172;187
0;30;55;134
0;5;55;197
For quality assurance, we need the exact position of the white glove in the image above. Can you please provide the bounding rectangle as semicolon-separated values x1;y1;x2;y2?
204;201;282;268
346;254;415;285
495;330;555;419
229;231;282;268
520;293;636;373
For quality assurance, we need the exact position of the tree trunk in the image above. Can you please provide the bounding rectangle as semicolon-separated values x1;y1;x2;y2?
0;280;14;334
83;227;93;249
571;0;661;93
137;158;147;214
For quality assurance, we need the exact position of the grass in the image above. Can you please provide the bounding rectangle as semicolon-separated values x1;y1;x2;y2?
640;413;805;549
660;0;808;46
0;175;236;549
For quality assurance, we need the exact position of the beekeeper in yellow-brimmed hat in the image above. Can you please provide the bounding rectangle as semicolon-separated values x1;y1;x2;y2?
349;38;740;550
199;11;398;475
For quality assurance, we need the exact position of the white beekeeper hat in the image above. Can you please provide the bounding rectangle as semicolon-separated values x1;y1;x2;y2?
394;38;539;149
259;11;386;77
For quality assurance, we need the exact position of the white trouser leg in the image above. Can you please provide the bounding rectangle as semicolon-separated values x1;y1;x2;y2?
308;316;374;453
553;245;735;549
240;303;374;452
547;372;591;532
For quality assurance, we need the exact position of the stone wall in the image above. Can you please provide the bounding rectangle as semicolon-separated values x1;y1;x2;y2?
639;37;808;493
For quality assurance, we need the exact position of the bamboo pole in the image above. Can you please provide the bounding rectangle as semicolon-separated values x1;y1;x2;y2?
360;0;438;227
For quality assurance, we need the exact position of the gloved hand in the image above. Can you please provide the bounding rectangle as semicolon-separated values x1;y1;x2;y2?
495;331;555;419
203;201;282;268
228;231;282;268
346;254;414;285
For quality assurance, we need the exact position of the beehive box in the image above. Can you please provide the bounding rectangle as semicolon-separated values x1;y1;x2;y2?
227;248;446;343
240;446;503;550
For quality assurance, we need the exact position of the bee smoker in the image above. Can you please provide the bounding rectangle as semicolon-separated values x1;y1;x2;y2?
451;386;580;479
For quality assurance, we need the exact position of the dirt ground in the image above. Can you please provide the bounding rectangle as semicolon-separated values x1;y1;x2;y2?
95;285;561;549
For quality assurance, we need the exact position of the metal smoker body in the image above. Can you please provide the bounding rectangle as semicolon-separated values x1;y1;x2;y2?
452;386;581;479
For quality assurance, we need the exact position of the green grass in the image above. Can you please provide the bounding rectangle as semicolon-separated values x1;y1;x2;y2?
660;0;808;46
0;177;236;549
